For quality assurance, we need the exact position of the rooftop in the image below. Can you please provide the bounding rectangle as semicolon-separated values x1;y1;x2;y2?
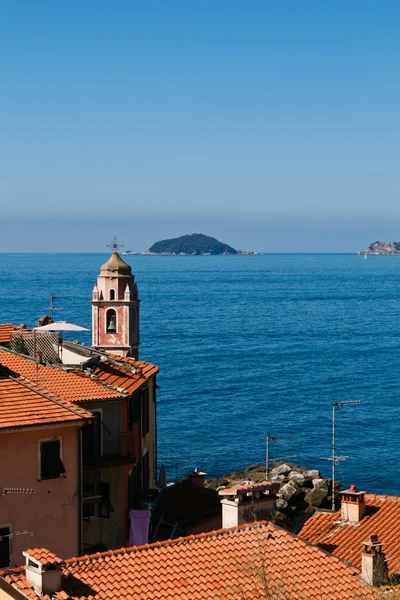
300;493;400;576
23;549;63;566
0;376;92;430
1;522;376;599
0;323;17;344
219;480;273;495
0;349;157;403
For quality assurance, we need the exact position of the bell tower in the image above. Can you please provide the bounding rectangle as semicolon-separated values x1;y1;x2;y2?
91;250;140;359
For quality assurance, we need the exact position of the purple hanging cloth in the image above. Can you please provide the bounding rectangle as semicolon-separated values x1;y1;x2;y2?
129;509;151;547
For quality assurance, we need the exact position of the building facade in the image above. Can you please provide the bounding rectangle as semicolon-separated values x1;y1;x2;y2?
0;251;158;561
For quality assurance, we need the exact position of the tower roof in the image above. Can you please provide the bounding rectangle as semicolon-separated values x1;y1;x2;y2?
100;252;132;276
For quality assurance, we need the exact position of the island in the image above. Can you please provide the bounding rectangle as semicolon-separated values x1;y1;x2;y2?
145;233;256;255
358;240;400;255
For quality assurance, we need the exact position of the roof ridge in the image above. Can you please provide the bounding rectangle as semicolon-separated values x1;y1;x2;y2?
66;521;273;565
365;493;400;502
9;376;91;421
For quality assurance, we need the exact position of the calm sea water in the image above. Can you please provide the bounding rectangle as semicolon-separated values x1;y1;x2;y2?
1;253;399;494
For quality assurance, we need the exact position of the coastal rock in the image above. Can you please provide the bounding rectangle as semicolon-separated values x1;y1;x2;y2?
313;478;329;490
277;483;298;501
289;472;305;486
305;487;328;507
271;474;286;483
303;469;320;480
276;497;288;510
245;464;265;475
270;464;292;477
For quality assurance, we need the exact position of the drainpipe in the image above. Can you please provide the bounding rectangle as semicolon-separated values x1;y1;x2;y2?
77;427;83;555
153;377;157;487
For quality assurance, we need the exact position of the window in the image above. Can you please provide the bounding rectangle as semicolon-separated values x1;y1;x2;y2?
83;482;114;520
40;439;66;480
128;392;141;430
142;452;149;490
141;387;149;437
106;309;117;333
82;411;102;464
109;289;116;300
0;527;10;568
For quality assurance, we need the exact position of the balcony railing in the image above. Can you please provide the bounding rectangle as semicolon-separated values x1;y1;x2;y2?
82;433;136;467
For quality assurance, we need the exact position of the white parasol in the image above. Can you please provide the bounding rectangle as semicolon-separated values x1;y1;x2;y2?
33;321;89;331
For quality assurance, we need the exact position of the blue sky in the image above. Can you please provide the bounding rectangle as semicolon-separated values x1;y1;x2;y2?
1;1;399;252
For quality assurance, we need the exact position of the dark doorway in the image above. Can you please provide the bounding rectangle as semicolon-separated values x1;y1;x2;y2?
0;527;10;568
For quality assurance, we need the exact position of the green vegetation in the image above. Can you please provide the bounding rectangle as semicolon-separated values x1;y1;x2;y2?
148;233;238;255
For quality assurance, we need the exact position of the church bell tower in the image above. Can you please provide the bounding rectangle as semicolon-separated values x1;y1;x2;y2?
91;250;140;359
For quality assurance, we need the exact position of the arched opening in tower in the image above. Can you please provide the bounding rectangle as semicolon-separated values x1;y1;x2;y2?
109;289;116;301
106;309;117;333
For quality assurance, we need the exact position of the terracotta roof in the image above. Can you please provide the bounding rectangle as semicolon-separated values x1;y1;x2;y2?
2;522;375;599
300;494;400;575
81;355;158;395
0;377;92;430
219;480;273;495
23;548;63;566
0;323;17;344
0;351;121;402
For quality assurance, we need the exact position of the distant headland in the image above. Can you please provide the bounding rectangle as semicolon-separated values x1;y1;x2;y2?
142;233;257;256
358;240;400;255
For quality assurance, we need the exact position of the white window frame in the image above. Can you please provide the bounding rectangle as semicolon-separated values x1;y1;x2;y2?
38;436;64;481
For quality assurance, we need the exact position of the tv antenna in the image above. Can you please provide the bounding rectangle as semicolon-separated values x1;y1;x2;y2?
107;236;124;252
321;400;363;511
265;434;297;479
48;294;72;322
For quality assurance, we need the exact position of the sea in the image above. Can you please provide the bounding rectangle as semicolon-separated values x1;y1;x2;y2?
1;253;399;494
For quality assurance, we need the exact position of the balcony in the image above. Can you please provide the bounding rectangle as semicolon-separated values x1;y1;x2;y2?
82;432;136;468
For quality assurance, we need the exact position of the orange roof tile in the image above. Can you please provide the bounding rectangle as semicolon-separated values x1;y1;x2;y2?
219;481;273;495
0;323;17;344
0;377;92;430
23;548;63;565
300;494;400;575
0;350;121;402
78;355;158;396
2;522;376;599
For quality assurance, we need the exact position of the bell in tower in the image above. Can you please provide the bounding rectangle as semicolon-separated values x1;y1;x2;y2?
91;243;140;358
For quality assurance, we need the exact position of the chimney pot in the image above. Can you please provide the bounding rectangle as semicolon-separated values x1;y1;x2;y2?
361;534;387;587
340;485;366;522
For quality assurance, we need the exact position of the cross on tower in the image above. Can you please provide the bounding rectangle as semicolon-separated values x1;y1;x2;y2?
106;236;124;252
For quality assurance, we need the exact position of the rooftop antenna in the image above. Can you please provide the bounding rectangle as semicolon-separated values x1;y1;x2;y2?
266;434;297;480
107;236;124;252
48;294;72;322
321;400;363;511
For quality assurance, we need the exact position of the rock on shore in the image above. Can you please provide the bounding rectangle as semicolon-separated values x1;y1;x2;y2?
206;463;340;523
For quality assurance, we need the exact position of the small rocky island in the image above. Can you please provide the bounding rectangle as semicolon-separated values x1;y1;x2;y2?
359;240;400;255
146;233;256;255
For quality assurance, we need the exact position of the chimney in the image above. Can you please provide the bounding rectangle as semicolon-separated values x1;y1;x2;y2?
361;535;387;587
219;481;279;528
187;468;206;487
23;549;63;596
340;485;366;522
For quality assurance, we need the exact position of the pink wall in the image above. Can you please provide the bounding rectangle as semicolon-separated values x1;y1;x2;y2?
0;424;81;566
